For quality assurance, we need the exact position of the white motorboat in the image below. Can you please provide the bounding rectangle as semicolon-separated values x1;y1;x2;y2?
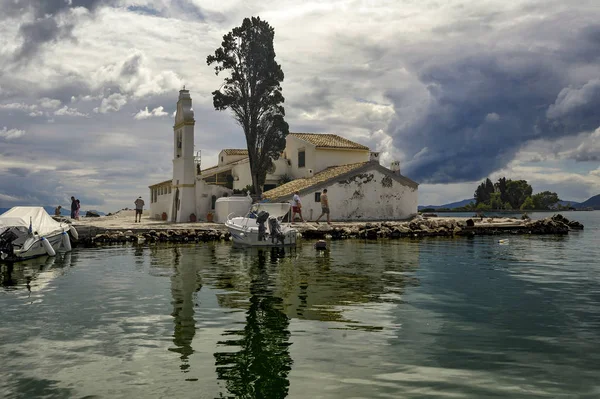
0;207;78;262
225;203;298;247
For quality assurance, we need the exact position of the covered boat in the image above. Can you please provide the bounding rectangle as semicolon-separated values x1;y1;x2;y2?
225;203;298;247
0;207;78;262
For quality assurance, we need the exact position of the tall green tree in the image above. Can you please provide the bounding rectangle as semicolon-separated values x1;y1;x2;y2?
505;180;532;209
520;196;535;210
474;178;495;205
494;177;508;204
531;191;560;210
207;17;289;196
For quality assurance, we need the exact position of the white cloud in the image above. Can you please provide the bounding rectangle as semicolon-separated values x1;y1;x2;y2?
39;98;62;109
485;113;500;122
93;93;128;113
134;105;168;120
54;105;88;117
0;127;25;140
0;103;38;111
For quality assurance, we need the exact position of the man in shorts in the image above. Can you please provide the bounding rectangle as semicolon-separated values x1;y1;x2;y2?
291;191;305;223
315;188;331;224
134;196;145;223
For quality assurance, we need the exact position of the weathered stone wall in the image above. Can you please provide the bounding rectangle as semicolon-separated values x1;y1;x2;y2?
299;168;418;221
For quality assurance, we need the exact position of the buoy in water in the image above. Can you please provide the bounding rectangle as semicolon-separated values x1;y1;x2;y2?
41;237;56;256
314;240;327;250
498;239;509;244
61;231;72;252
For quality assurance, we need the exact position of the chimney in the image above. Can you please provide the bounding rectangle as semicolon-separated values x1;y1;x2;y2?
390;161;401;175
370;151;380;163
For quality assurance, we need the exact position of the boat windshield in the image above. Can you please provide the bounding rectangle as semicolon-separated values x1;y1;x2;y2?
248;203;291;219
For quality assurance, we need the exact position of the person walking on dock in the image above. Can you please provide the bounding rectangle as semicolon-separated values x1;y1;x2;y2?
291;191;305;223
315;188;331;225
70;197;77;219
134;196;145;223
75;199;81;220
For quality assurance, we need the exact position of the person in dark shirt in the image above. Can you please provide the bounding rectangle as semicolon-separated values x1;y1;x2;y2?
70;197;77;219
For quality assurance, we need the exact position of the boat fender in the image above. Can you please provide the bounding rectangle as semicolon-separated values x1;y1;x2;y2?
69;226;79;240
41;237;56;257
61;231;72;252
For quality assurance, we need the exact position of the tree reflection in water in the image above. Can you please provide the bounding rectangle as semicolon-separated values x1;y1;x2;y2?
168;247;202;373
214;248;293;399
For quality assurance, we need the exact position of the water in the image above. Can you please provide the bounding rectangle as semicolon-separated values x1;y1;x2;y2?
1;211;599;398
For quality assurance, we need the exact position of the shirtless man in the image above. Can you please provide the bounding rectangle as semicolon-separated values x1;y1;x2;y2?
315;188;331;224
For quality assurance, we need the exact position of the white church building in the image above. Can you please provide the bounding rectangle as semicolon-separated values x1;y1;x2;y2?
148;89;419;222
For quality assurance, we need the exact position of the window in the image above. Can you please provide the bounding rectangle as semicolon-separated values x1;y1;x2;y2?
298;150;305;168
315;192;321;202
168;186;172;194
221;156;224;163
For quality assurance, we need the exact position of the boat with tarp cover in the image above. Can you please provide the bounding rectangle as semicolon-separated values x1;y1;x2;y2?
0;207;78;262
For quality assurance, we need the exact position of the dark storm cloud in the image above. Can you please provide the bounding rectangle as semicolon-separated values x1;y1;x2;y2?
389;19;600;184
2;0;112;61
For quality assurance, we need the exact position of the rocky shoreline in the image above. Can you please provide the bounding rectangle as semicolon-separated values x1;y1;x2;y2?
74;214;583;246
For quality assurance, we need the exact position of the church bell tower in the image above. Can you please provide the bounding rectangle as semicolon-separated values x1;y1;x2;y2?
171;89;196;222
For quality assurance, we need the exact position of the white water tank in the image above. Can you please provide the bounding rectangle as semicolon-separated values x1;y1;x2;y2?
215;196;252;222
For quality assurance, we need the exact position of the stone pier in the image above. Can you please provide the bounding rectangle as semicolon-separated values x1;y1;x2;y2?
69;210;584;246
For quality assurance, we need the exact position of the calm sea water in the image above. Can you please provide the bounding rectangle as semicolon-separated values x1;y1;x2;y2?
1;211;599;398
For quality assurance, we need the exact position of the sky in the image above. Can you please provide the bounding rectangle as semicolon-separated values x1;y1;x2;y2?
1;0;599;212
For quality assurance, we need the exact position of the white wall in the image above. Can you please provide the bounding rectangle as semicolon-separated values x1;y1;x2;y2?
232;162;252;190
195;180;233;221
149;185;172;220
295;168;418;221
219;151;248;167
285;136;316;179
314;148;369;173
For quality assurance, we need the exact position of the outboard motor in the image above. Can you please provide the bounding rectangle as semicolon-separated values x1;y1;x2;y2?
256;211;270;241
0;229;17;260
268;217;286;245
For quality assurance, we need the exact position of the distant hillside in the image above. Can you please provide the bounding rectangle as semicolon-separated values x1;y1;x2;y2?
419;198;475;210
577;194;600;209
556;200;581;207
0;206;105;216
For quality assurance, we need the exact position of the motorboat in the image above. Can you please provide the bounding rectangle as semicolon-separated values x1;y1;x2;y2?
0;207;78;262
225;202;298;247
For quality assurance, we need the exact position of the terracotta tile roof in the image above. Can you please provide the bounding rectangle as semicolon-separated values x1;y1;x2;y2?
289;133;369;150
222;149;248;156
263;162;370;200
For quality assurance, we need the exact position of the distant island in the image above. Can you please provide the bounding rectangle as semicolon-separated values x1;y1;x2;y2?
419;177;600;212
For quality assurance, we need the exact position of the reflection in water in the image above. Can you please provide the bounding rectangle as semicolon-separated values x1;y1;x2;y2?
0;254;70;292
214;248;293;398
168;247;202;373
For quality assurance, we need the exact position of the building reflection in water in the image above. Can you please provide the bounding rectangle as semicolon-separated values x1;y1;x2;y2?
167;247;202;373
214;248;293;399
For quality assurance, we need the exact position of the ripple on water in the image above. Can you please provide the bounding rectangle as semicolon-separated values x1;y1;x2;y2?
1;214;600;398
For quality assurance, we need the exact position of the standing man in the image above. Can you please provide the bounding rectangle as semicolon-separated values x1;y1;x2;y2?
70;196;77;219
291;191;305;223
134;196;145;223
315;188;331;225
